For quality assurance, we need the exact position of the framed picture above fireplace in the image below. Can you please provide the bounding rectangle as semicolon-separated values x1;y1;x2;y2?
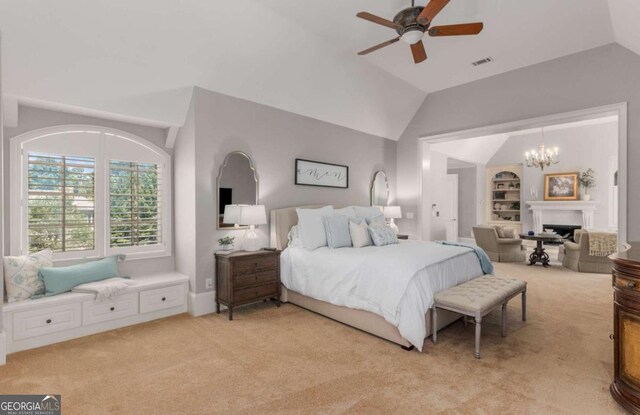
544;172;579;201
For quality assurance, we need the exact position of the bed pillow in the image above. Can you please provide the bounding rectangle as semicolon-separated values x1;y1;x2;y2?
38;255;124;297
354;206;383;219
349;221;372;248
334;206;356;218
366;214;386;226
323;216;352;248
296;206;334;250
3;249;53;302
368;225;399;247
287;225;303;248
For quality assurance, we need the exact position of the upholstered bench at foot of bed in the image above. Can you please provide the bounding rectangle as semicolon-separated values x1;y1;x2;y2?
431;276;527;359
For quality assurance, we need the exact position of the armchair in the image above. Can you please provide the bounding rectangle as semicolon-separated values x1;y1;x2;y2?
473;225;526;263
562;230;614;274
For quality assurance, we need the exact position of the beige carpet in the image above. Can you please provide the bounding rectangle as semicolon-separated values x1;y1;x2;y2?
0;263;624;414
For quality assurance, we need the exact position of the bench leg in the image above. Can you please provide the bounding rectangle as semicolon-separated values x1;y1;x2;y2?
522;290;527;321
475;315;482;359
502;302;508;337
432;307;438;344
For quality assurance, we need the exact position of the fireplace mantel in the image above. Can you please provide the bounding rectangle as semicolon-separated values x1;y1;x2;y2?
526;201;600;233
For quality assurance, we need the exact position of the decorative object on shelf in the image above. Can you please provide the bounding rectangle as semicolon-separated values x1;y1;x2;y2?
383;206;402;234
217;236;235;251
579;168;596;201
224;205;267;252
371;171;389;206
295;159;348;189
528;231;535;236
530;186;538;201
544;172;579;201
217;151;258;230
487;165;523;234
525;127;559;170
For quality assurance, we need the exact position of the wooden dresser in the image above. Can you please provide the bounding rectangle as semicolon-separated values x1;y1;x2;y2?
610;242;640;413
214;250;281;320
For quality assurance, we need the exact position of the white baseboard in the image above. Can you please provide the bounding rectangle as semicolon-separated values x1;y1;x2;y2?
188;291;216;317
0;330;6;366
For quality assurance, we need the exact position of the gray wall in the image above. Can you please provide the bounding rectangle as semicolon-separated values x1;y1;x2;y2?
488;121;618;231
447;167;477;238
397;43;640;241
176;87;397;294
173;98;197;289
2;105;175;276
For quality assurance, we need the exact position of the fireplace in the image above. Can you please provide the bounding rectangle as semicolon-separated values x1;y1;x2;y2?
542;224;582;245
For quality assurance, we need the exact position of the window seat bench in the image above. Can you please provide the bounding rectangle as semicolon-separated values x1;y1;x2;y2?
3;272;188;354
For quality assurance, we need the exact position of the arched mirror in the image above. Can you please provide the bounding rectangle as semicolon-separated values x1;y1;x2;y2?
370;171;389;207
217;152;259;229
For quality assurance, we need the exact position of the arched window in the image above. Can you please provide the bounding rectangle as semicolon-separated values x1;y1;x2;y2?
10;125;172;261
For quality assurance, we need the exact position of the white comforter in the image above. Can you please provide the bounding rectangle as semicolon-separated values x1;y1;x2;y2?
280;240;484;350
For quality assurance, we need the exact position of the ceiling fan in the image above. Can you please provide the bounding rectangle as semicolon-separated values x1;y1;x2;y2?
356;0;484;64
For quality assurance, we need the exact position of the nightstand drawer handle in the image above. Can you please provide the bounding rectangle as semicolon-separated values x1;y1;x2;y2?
46;319;52;324
627;282;636;289
161;297;166;302
110;307;115;311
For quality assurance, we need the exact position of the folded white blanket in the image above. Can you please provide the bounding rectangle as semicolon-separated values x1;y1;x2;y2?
72;277;137;302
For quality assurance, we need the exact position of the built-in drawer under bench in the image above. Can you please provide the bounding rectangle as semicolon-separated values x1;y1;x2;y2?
3;272;189;354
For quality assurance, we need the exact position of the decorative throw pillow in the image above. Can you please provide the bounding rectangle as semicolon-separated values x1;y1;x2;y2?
494;226;506;238
38;255;124;297
368;225;399;247
334;206;356;218
296;206;334;250
323;216;352;248
3;249;53;302
349;217;366;225
354;206;383;219
503;228;516;239
349;221;372;248
366;214;386;226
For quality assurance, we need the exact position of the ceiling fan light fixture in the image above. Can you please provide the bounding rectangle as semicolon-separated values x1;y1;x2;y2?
400;29;424;45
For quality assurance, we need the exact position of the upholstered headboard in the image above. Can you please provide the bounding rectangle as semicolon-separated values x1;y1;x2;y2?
270;205;347;250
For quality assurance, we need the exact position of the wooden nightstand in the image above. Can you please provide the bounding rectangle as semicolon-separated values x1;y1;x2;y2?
214;250;281;320
397;234;409;240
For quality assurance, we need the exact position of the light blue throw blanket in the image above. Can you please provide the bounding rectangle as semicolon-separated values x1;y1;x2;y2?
436;241;494;275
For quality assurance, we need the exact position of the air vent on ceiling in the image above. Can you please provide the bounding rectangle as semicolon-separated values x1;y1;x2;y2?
472;57;494;66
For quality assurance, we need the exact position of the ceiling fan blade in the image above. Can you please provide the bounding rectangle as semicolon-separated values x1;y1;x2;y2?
358;37;400;55
417;0;450;26
356;12;403;31
429;22;484;37
410;41;427;64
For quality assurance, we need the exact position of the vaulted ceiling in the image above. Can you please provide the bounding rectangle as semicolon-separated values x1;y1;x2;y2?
0;0;638;140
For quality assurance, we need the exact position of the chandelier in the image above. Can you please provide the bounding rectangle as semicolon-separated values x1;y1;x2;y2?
525;128;559;170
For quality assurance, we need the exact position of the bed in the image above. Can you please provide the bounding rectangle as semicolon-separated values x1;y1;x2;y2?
270;205;486;351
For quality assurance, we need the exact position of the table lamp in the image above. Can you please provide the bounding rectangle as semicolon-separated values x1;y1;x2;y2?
237;205;267;251
383;206;402;235
222;204;244;227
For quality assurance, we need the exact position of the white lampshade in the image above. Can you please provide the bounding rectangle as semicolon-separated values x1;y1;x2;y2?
222;204;243;225
237;205;267;226
383;206;402;219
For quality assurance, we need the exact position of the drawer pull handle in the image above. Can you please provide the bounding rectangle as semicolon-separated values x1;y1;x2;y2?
110;307;115;311
46;319;52;324
161;297;166;302
627;282;636;289
610;334;615;340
